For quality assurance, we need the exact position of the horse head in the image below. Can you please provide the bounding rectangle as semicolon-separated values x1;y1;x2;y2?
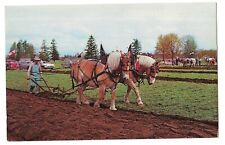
137;55;160;85
119;51;131;80
120;52;131;71
107;50;131;80
145;61;160;85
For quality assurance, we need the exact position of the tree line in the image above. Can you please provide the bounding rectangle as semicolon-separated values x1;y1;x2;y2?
39;39;59;61
84;35;142;59
155;33;217;62
8;33;216;62
85;33;216;62
9;40;35;61
8;39;59;61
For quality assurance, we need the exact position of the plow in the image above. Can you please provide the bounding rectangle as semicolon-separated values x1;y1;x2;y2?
30;75;75;98
29;70;108;98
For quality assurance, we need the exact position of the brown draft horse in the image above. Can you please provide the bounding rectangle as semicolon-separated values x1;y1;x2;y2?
124;54;160;104
100;45;160;105
70;51;131;110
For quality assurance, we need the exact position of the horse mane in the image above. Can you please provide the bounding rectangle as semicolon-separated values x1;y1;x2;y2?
137;55;156;67
107;51;121;71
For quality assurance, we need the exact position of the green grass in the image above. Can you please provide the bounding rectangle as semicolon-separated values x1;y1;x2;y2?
6;70;71;92
6;70;218;121
50;60;64;69
6;70;28;91
159;72;217;80
115;81;218;121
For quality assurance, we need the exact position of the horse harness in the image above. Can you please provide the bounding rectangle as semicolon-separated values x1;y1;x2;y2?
131;64;158;86
131;68;146;86
71;59;121;88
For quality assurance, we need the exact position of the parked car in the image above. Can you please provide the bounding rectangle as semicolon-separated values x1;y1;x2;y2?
6;60;19;70
61;60;72;68
19;59;32;70
41;61;55;69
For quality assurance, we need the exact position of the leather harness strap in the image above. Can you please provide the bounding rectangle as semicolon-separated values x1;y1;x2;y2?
105;66;118;84
92;61;99;87
73;59;119;87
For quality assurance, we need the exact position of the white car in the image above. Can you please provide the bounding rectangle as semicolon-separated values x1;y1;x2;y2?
41;61;55;69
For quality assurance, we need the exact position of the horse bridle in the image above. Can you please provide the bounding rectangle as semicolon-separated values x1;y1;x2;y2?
120;56;131;72
149;64;160;78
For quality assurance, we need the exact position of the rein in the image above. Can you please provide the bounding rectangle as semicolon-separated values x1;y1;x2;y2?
131;69;147;79
130;65;157;86
92;61;100;87
105;66;120;84
131;69;147;86
72;69;106;89
71;60;121;89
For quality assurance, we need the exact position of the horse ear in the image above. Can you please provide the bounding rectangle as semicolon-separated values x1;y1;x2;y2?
100;44;103;50
127;51;131;58
128;44;132;52
127;44;133;58
155;60;161;66
120;53;124;60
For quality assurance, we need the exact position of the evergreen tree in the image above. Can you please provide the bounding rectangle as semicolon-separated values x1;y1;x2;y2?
131;39;142;56
50;39;59;61
84;35;99;59
25;44;35;59
21;40;28;58
39;40;49;61
10;42;17;52
16;40;23;61
9;40;35;60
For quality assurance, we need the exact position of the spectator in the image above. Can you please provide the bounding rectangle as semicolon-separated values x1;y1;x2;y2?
199;59;202;66
175;57;179;65
195;58;199;65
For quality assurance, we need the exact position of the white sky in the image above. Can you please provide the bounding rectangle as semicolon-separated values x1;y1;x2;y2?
5;3;217;56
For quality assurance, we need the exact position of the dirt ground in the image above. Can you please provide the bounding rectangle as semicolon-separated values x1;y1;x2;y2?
7;89;218;141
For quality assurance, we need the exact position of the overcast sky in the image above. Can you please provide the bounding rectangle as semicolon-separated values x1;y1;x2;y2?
5;3;217;56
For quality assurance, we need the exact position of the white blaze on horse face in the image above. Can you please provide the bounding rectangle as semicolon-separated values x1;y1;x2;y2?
149;76;156;84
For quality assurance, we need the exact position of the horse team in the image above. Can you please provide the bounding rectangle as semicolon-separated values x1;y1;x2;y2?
71;45;160;110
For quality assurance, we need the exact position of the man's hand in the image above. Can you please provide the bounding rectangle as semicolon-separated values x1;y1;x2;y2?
40;72;43;78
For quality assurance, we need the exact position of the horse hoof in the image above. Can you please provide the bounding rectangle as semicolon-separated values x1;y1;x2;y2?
76;101;81;105
94;102;100;108
124;100;130;104
82;100;90;105
110;106;117;111
137;100;144;106
76;98;81;104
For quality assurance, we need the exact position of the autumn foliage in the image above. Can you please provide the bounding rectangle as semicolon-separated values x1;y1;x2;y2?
155;33;216;61
155;33;181;62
